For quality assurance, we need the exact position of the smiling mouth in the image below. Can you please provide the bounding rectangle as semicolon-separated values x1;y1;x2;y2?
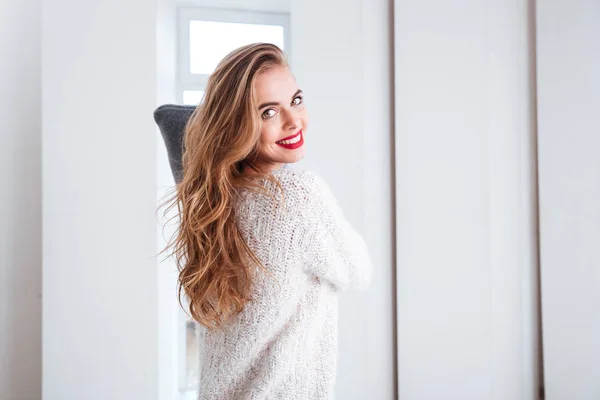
276;130;304;149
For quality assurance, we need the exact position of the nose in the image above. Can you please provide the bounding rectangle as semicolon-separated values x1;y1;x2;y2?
282;108;301;131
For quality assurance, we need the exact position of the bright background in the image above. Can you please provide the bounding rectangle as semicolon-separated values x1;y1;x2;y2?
1;0;598;399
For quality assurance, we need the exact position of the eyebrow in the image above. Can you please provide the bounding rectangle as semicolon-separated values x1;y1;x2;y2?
258;89;303;110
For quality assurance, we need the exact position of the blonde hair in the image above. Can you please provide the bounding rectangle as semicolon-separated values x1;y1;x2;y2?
158;43;287;330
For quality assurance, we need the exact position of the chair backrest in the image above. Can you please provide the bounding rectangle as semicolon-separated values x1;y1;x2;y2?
153;104;196;184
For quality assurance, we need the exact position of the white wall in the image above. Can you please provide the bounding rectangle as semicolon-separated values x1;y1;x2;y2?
176;0;290;12
358;1;396;397
536;1;600;399
394;0;540;398
292;0;396;398
42;0;162;398
0;0;42;399
156;0;180;398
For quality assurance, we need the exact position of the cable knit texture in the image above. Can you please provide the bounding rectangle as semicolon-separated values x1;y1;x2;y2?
196;166;373;400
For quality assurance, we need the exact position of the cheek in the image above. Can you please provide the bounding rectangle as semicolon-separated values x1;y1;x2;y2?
300;110;309;129
259;124;280;146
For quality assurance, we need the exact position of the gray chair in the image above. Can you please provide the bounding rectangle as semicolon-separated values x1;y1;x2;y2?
153;104;196;184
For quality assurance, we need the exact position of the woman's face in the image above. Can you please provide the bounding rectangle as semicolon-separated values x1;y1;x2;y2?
249;65;308;173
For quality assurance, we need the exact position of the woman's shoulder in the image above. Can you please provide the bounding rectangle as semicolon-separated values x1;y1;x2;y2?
270;166;326;192
235;166;330;210
269;167;336;211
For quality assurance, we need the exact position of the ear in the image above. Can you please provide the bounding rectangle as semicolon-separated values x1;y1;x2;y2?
153;104;196;183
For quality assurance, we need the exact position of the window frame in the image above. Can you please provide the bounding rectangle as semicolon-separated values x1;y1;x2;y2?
177;7;292;104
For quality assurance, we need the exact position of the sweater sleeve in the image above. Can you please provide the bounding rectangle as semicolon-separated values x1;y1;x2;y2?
286;170;373;292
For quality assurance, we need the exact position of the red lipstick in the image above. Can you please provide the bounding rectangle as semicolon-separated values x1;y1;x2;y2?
276;130;304;150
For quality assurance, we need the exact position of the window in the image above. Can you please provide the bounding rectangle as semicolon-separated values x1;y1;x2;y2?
182;90;205;106
175;7;291;398
177;7;291;105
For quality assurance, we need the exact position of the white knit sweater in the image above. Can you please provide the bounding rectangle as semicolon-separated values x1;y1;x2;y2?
196;166;373;400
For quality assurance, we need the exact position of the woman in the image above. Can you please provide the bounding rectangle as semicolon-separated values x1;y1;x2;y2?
161;43;373;399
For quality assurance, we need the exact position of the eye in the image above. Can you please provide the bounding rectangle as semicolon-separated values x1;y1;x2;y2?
292;95;303;106
262;109;277;119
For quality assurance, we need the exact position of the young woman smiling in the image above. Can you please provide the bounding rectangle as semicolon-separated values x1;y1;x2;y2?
161;43;373;399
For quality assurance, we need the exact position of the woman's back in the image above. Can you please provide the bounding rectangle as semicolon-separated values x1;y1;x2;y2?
196;167;371;400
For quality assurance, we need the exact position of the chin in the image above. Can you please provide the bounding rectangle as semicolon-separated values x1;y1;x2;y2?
285;154;305;164
269;147;306;165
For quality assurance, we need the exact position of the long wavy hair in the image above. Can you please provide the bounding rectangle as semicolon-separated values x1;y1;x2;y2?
158;43;288;330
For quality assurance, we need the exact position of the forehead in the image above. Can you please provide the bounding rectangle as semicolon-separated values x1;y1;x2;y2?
254;66;298;101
